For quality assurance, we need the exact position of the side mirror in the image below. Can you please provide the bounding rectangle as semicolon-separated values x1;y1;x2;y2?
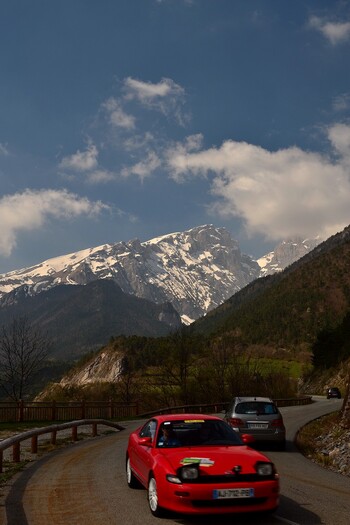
139;436;153;446
241;434;255;445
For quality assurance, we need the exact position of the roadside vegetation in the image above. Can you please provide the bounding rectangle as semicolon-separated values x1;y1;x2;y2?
0;460;29;486
296;412;342;460
38;332;305;412
296;410;350;478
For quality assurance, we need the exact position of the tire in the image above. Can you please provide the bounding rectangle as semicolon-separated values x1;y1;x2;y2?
147;475;165;517
126;457;139;488
260;506;278;516
276;440;286;451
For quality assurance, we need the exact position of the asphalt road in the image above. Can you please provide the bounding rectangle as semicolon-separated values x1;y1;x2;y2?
2;397;348;525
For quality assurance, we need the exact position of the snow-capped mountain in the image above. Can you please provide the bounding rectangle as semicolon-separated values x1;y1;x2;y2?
0;225;260;323
0;226;321;323
257;237;321;276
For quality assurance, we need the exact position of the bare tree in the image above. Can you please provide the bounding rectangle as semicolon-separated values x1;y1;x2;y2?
117;355;140;404
0;317;51;401
158;328;198;406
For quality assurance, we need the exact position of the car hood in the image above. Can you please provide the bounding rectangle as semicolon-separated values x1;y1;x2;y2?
159;445;270;474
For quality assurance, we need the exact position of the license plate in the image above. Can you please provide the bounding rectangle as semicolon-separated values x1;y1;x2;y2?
213;488;254;499
248;423;268;429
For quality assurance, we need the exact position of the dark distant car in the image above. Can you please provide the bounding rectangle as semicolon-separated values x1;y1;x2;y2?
126;413;280;517
224;396;286;450
326;387;341;399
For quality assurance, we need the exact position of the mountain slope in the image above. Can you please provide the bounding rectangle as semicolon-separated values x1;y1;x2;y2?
191;225;350;354
257;237;320;276
0;225;322;326
0;225;260;323
0;279;181;360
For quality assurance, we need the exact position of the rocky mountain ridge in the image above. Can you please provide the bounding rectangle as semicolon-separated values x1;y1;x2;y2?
257;237;321;276
0;225;320;323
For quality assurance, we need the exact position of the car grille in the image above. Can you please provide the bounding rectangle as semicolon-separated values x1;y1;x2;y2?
192;497;267;507
187;473;275;483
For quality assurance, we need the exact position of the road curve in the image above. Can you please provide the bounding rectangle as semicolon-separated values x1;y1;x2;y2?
2;397;349;525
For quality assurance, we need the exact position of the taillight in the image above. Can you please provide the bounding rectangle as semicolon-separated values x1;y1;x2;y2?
229;418;244;427
271;418;285;428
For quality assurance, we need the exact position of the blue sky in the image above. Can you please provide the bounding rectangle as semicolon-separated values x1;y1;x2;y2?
1;0;350;273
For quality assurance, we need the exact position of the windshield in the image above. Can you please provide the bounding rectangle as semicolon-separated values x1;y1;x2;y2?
156;419;243;448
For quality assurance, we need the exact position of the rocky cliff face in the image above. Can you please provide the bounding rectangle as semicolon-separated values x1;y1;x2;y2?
0;225;321;323
257;237;321;276
0;225;260;323
60;350;124;386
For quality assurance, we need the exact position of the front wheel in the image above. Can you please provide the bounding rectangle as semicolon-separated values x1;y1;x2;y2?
148;475;165;517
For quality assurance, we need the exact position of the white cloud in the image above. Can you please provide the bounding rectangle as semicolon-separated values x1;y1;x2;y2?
85;169;116;184
123;77;188;125
121;151;161;181
59;143;98;172
0;143;9;156
124;77;184;101
166;125;350;241
333;93;350;112
328;123;350;165
59;142;116;184
123;132;155;151
165;133;205;180
103;97;136;130
0;189;109;257
310;16;350;45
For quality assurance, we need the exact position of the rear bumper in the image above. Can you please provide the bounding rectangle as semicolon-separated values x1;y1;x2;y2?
247;434;285;444
237;429;286;444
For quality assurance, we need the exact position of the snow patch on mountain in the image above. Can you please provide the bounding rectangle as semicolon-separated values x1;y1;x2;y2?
257;237;321;276
0;226;321;323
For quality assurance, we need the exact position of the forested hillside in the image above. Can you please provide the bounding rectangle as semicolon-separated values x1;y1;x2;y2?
191;226;350;362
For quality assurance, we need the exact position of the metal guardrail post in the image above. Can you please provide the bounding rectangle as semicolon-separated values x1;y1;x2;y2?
13;442;20;463
72;426;78;441
31;436;38;454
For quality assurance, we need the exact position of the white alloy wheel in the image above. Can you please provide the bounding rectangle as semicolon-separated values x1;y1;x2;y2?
148;476;163;516
126;457;138;488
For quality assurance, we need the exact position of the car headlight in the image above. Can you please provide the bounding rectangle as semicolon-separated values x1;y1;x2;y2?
181;466;199;479
177;464;199;481
167;464;200;484
255;462;273;476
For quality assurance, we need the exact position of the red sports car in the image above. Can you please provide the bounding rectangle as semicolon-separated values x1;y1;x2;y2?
126;413;280;517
